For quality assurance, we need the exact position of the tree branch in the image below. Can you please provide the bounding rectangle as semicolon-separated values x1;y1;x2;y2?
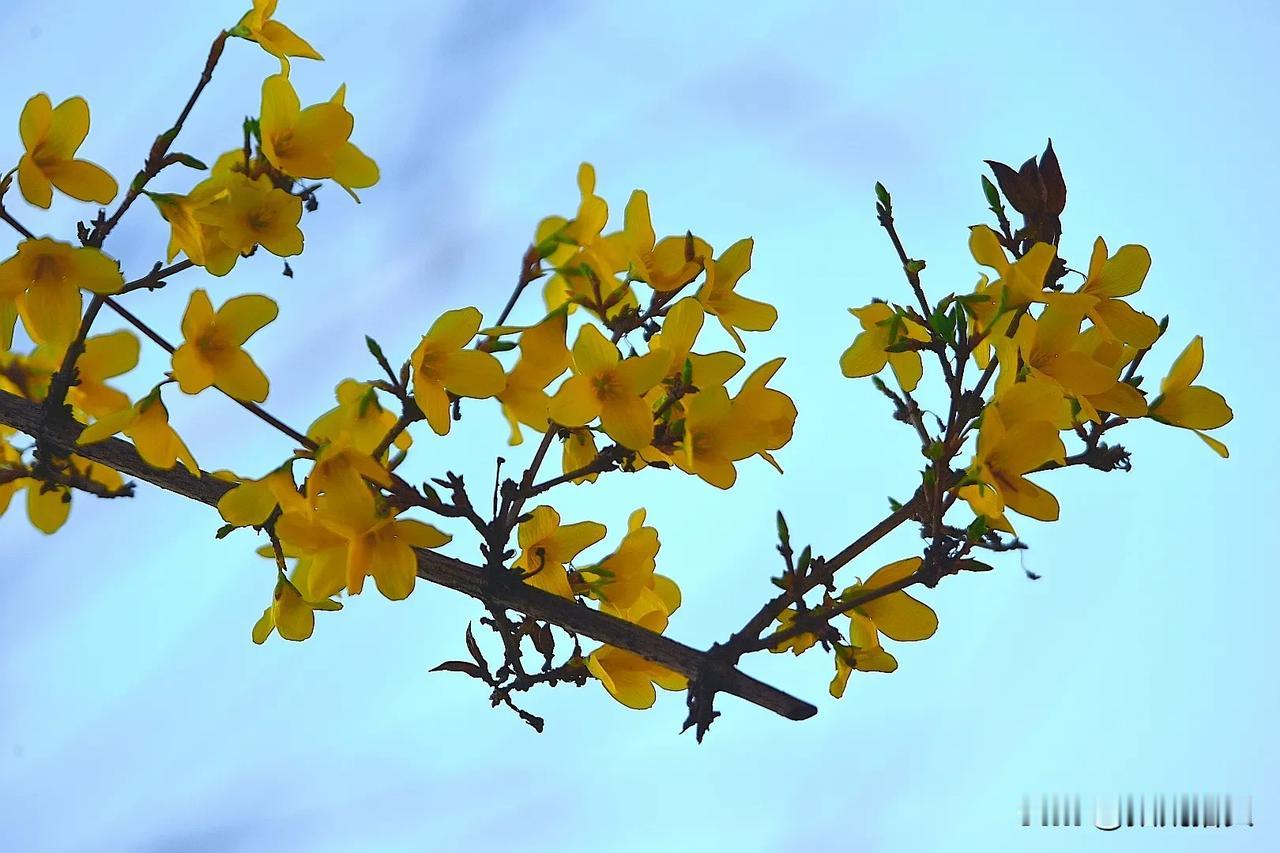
0;388;816;723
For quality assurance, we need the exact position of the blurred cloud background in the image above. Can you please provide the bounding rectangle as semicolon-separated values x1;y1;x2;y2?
0;1;1275;850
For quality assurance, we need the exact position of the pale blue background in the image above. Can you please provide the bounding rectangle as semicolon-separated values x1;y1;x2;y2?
0;1;1275;851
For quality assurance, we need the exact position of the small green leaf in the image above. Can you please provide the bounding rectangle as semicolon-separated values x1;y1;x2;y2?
981;175;1001;209
776;510;790;547
874;181;891;208
174;153;208;170
215;523;236;539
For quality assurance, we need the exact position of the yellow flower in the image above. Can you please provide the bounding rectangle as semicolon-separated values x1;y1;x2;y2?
195;173;304;258
235;0;323;70
512;505;606;599
15;455;123;535
612;190;708;292
561;427;599;484
77;387;200;475
0;436;22;518
216;465;305;527
148;161;241;275
1072;328;1149;419
579;508;679;613
842;558;938;643
696;238;777;352
271;508;349;599
492;310;570;445
1077;237;1159;348
1148;336;1232;457
307;465;452;599
587;602;688;710
411;307;506;436
995;294;1116;419
731;357;797;470
540;164;637;319
969;224;1056;309
325;85;380;201
308;379;412;459
647;297;745;388
839;302;931;392
29;330;138;418
0;237;124;348
259;74;352;180
959;402;1065;525
305;443;390;505
674;386;763;489
171;289;276;402
251;571;342;644
829;639;898;698
16;94;117;209
769;608;821;656
547;323;670;450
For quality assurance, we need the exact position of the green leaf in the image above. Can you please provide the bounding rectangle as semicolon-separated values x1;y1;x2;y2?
215;523;236;539
966;515;988;542
981;175;1001;209
169;153;207;170
874;181;891;208
776;510;790;547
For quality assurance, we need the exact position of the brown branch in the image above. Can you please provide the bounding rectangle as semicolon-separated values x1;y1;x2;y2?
717;495;924;660
88;31;229;247
99;296;316;449
0;388;816;723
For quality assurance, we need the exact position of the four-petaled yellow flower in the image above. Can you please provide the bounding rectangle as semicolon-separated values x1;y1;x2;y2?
548;323;670;450
411;307;506;436
1148;336;1232;457
0;237;124;348
1077;237;1159;348
512;505;606;599
171;289;277;403
840;302;931;392
259;74;377;199
17;94;117;209
195;173;304;258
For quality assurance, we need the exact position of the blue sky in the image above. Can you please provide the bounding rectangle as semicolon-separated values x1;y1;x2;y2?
1;1;1276;851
